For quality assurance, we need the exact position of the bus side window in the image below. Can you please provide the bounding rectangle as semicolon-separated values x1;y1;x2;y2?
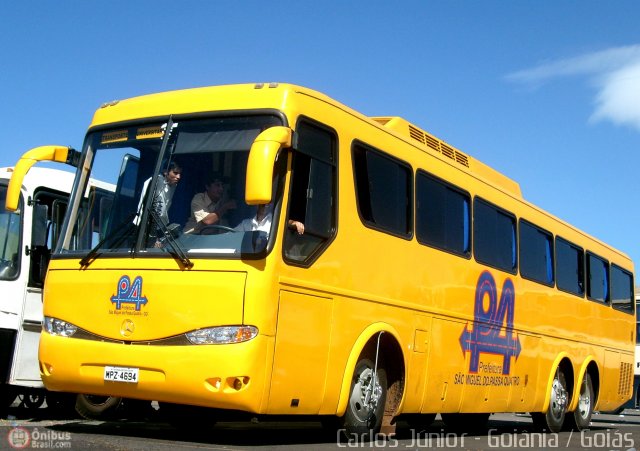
50;199;68;249
610;264;634;313
556;237;585;297
587;252;609;304
284;120;337;265
0;187;21;280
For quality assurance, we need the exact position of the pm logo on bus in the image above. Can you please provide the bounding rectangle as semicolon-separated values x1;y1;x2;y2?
459;271;521;375
110;275;148;311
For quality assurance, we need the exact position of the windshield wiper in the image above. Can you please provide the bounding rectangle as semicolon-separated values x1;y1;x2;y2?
79;213;137;268
147;208;193;269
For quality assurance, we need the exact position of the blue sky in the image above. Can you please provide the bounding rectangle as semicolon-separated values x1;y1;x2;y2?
1;1;639;277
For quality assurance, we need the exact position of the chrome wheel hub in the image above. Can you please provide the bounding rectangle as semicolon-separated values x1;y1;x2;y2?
349;367;382;422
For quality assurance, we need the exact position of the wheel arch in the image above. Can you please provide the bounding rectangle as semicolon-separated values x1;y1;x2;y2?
567;357;599;412
335;322;406;417
540;353;574;413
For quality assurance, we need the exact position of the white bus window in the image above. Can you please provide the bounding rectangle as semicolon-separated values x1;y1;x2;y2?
0;185;21;280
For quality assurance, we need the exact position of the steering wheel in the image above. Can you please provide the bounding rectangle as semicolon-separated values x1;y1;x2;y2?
199;225;237;235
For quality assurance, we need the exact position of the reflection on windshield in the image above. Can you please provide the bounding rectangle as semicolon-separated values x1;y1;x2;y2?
58;115;284;259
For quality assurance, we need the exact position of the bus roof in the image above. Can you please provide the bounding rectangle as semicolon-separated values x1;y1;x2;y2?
91;83;521;193
0;166;76;193
370;116;522;197
0;166;115;194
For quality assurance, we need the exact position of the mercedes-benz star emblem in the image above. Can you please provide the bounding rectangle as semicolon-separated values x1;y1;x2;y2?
120;319;135;337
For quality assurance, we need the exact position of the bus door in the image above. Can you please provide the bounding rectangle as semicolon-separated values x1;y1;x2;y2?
13;190;68;385
0;183;23;390
11;184;113;386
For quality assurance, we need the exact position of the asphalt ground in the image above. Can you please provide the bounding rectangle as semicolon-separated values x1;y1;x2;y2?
2;399;640;450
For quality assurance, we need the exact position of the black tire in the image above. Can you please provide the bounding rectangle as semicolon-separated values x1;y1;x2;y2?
22;393;46;409
532;367;568;433
75;394;123;420
441;413;490;432
341;357;387;438
565;373;594;431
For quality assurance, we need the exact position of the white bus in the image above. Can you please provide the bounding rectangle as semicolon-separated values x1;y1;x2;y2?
633;290;640;409
616;289;640;413
0;166;119;416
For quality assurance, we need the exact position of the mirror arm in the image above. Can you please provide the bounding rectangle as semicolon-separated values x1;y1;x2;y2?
5;146;77;212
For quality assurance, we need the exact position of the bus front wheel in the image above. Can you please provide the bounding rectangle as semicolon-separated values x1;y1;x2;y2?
342;356;387;438
532;367;568;433
75;394;123;420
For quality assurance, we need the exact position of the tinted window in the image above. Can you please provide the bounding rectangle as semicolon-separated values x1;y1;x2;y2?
284;120;337;264
587;253;609;303
555;237;584;297
611;265;634;314
519;220;554;285
416;171;470;256
473;198;516;273
353;143;412;237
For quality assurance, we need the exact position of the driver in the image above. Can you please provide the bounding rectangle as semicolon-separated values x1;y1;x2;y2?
183;174;236;234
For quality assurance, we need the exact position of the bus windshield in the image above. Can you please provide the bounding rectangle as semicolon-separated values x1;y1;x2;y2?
55;115;285;260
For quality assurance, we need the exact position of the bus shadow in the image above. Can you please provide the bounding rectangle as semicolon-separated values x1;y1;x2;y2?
32;411;640;448
2;405;78;422
50;419;339;447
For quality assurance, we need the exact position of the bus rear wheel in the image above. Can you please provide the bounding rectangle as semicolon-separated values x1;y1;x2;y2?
532;367;568;433
565;373;594;431
341;356;387;438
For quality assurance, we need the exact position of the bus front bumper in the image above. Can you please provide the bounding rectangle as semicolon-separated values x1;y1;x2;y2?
39;331;274;413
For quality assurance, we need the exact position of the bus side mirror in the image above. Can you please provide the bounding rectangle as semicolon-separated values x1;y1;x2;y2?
6;146;79;212
245;127;292;205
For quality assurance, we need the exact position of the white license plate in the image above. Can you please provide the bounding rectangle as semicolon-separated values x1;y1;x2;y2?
104;366;139;383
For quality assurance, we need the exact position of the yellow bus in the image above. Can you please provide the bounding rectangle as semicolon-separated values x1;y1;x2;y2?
5;83;635;436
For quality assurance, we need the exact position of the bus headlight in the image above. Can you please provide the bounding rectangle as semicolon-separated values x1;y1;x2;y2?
186;326;258;345
43;317;78;337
